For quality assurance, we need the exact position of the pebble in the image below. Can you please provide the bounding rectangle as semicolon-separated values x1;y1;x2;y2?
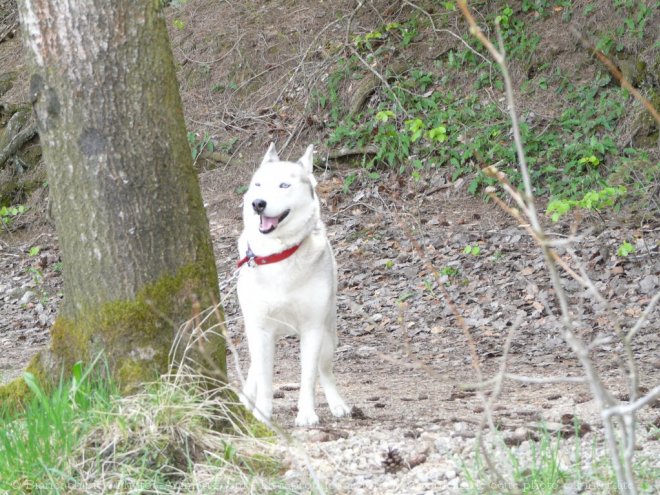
639;274;657;294
434;436;452;454
19;290;35;305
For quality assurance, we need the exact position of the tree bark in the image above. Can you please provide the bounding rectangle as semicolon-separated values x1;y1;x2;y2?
10;0;226;391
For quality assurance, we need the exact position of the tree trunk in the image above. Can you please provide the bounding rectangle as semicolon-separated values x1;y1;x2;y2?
9;0;226;392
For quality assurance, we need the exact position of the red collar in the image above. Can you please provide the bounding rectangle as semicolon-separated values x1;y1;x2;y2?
237;243;301;268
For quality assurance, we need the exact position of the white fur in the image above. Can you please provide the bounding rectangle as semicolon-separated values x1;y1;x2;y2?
237;143;350;426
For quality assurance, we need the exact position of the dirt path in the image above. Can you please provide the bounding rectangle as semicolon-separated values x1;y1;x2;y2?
203;164;659;427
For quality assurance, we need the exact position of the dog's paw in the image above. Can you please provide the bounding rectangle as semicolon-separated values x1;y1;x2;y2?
295;410;319;427
251;408;271;425
329;401;351;418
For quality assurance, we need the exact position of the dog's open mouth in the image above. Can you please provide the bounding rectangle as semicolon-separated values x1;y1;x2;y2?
259;209;290;234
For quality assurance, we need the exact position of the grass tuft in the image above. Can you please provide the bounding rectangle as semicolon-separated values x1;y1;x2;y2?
0;354;116;493
0;354;310;494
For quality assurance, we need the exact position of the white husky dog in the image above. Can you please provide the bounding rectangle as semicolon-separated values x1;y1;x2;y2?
236;143;351;427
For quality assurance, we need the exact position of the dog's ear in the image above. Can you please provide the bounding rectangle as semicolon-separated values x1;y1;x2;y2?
297;144;317;187
262;142;279;164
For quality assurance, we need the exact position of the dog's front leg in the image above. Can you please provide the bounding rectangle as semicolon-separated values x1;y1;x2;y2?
240;362;257;411
245;326;275;424
296;329;322;426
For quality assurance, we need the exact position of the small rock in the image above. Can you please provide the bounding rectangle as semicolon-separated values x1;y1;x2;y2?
435;436;452;454
639;274;658;294
415;471;431;483
279;383;299;391
503;427;531;446
356;345;376;358
447;477;460;488
370;313;383;322
37;312;49;327
19;290;35;305
309;431;332;443
411;457;432;472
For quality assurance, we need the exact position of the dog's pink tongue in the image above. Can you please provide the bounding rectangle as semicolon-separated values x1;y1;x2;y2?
260;216;279;231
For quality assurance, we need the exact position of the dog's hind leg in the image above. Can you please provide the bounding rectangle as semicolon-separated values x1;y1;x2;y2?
318;332;351;418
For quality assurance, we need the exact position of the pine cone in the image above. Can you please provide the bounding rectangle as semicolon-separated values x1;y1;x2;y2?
382;447;405;473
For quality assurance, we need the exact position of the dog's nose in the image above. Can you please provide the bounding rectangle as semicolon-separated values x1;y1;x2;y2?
252;199;267;213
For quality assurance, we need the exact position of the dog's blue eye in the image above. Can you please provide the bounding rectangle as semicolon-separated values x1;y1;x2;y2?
254;182;261;187
279;183;290;189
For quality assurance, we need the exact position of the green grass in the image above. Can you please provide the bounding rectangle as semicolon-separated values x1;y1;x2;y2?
0;357;309;494
0;355;117;493
461;426;567;495
460;422;660;495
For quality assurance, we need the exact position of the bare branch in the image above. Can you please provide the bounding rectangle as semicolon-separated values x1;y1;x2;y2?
402;0;491;66
570;27;660;126
458;2;646;493
626;290;660;343
603;385;660;419
463;374;586;390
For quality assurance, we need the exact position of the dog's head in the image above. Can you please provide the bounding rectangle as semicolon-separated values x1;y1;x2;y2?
243;143;319;238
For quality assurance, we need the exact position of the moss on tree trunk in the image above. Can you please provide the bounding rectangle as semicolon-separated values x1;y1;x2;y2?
2;0;226;406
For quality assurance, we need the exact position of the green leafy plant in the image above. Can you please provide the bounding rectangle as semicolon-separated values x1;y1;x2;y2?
28;246;40;257
546;186;627;222
405;118;425;143
426;125;448;143
495;6;513;28
26;266;44;287
321;7;653;207
398;291;416;302
353;30;383;52
577;155;600;168
490;250;504;263
342;173;357;193
219;137;238;153
0;205;27;227
617;241;636;257
375;110;395;123
463;245;481;256
440;266;460;278
187;131;215;161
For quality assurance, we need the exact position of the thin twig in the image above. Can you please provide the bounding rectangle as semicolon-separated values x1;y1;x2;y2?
402;0;491;66
570;26;660;126
457;2;646;493
463;374;587;390
603;385;660;419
